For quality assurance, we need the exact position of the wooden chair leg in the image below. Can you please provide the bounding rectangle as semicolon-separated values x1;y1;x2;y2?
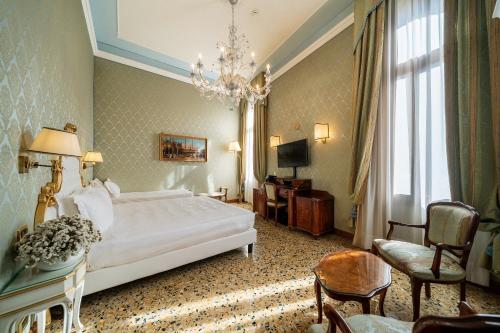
266;205;269;220
411;279;423;321
425;283;431;298
460;281;466;302
274;206;278;226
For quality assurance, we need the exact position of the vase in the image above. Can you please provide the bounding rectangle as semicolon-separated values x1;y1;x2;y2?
37;249;84;271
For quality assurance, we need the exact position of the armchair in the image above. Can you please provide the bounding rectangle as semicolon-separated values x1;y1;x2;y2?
312;302;500;333
371;201;480;320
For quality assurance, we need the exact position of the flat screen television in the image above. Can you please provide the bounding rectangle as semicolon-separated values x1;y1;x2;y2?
277;139;308;177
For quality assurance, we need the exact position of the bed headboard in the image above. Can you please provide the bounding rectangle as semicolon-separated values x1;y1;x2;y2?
34;156;83;225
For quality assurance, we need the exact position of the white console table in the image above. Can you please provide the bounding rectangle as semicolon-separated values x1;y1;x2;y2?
0;259;86;333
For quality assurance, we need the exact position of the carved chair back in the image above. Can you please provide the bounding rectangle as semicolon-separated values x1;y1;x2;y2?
423;201;480;268
264;182;277;202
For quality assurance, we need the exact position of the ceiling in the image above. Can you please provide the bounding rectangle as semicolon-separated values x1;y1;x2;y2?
88;0;353;82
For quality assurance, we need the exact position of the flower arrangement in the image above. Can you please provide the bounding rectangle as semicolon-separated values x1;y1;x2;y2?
16;215;102;268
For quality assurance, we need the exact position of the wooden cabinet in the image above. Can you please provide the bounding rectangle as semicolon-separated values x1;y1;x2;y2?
252;181;335;238
295;190;335;237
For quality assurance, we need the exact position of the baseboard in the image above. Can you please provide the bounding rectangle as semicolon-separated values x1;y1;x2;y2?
227;199;240;203
334;228;354;241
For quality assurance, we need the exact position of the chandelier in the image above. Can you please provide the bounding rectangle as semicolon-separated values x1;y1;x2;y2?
190;0;271;107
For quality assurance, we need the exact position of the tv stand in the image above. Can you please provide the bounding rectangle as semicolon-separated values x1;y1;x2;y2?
252;178;335;237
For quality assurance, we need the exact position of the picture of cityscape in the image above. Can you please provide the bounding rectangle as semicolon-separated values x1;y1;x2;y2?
159;133;207;162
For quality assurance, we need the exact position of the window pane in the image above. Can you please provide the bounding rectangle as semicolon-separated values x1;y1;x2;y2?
430;66;450;200
393;77;411;195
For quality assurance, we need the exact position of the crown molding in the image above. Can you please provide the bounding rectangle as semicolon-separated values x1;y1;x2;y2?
95;50;193;84
271;12;354;82
81;0;97;54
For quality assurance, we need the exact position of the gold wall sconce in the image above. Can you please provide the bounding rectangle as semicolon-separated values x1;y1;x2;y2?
314;123;330;144
270;136;281;148
19;124;82;174
82;151;103;169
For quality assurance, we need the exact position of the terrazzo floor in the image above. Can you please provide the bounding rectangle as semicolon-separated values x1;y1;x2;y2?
49;204;500;332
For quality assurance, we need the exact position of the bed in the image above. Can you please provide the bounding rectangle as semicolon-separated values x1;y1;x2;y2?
38;157;256;295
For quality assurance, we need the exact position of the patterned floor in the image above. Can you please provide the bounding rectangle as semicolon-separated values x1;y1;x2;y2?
48;204;500;332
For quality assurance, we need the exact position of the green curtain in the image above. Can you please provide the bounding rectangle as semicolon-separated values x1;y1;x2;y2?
444;0;500;222
238;99;248;201
252;73;268;184
349;0;386;205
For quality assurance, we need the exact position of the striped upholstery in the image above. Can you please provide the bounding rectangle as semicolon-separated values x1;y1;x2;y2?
428;205;476;246
264;183;276;200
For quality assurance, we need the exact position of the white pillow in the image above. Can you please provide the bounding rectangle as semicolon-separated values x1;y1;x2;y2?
55;192;79;217
104;179;121;198
89;178;107;192
72;186;114;234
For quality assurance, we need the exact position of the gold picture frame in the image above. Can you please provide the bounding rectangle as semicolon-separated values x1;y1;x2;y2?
159;133;208;162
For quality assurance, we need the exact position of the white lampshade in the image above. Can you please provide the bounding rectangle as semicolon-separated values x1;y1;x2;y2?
29;127;82;157
228;141;241;152
83;151;103;163
494;0;500;18
314;123;330;143
270;136;281;148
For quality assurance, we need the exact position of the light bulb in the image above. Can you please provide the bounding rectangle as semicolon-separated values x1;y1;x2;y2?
251;52;255;58
198;53;202;60
266;64;270;71
220;47;225;53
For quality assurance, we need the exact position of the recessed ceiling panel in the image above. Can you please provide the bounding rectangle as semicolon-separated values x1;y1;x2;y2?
117;0;328;69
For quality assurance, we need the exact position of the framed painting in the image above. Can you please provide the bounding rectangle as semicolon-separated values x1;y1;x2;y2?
159;133;208;162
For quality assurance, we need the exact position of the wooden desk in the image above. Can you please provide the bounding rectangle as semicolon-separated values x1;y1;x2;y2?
253;179;335;237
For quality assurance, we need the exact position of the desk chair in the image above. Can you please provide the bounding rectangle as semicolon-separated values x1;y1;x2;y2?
264;182;288;226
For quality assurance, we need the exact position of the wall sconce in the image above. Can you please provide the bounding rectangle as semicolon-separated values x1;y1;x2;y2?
228;141;241;153
19;125;82;174
314;123;330;144
82;151;103;169
270;136;281;148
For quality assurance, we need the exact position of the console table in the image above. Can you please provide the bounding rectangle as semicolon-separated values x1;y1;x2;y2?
253;178;335;237
0;259;86;333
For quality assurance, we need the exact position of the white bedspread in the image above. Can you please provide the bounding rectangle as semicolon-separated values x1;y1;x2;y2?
87;196;255;271
111;189;193;204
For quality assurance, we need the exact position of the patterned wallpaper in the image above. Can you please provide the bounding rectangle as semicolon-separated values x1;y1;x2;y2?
0;0;93;289
267;25;354;233
93;58;239;198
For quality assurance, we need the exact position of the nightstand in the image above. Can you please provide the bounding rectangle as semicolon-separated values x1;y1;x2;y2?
0;259;86;333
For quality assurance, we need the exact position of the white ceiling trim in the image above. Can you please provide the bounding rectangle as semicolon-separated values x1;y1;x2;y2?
95;50;193;85
81;0;97;54
271;12;354;82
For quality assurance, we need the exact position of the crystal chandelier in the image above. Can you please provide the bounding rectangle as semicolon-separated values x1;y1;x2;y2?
190;0;271;107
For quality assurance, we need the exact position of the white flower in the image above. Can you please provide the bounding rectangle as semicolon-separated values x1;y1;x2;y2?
16;215;102;267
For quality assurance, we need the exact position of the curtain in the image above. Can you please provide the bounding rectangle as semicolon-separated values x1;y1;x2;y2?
253;73;268;184
244;104;259;203
349;0;386;205
238;99;248;201
444;0;500;222
354;0;451;247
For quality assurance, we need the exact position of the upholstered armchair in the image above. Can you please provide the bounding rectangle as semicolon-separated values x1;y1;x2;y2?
263;182;287;225
308;302;500;333
371;201;480;320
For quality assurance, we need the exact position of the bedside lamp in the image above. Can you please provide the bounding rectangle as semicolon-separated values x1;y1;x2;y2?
82;151;103;169
314;123;330;144
270;136;281;148
19;126;82;173
228;141;241;152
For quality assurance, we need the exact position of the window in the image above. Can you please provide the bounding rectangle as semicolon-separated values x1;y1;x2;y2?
391;0;450;204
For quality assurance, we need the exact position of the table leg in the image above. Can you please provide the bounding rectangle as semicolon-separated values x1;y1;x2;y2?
73;281;85;332
62;301;74;333
315;278;323;323
36;311;46;333
379;288;388;316
361;300;370;314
